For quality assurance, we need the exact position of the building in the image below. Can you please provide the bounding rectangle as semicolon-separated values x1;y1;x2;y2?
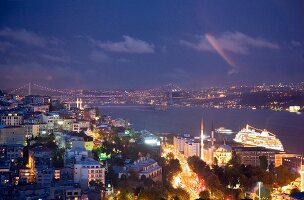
173;134;191;153
275;153;299;167
213;144;232;166
30;104;49;113
282;155;304;172
111;118;129;128
233;146;277;167
40;112;60;133
73;120;90;133
0;126;26;145
41;113;75;132
118;157;162;182
0;144;23;161
49;181;87;200
74;160;105;190
19;168;35;183
25;123;48;138
0;112;24;126
83;108;97;121
24;95;50;105
28;146;53;172
35;167;54;187
184;137;200;157
173;134;201;158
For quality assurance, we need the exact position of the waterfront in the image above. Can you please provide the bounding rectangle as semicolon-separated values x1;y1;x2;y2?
100;106;304;154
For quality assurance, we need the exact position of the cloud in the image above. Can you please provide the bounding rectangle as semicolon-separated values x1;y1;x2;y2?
0;28;47;47
91;35;155;54
40;54;71;63
181;31;280;55
0;41;14;52
89;50;110;63
161;68;189;79
291;40;302;47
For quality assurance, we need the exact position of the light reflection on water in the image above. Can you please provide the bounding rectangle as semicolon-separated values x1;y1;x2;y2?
100;106;304;154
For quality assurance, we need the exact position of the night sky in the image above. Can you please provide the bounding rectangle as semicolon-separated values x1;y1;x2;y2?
0;1;304;89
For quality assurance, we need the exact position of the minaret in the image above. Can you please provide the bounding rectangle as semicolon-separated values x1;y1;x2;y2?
210;122;216;164
200;119;204;161
301;165;304;192
76;98;79;108
211;122;215;148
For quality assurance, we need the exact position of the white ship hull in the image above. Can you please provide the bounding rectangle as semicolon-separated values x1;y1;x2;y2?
234;124;284;151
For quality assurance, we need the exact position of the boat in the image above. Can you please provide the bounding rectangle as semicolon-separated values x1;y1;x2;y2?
215;127;234;135
233;124;284;151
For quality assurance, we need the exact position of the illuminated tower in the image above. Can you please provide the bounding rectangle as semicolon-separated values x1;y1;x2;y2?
211;122;215;148
301;165;304;192
76;98;80;108
210;122;217;164
200;119;204;161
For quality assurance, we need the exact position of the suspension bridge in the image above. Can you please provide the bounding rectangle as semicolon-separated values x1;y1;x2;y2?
4;82;125;108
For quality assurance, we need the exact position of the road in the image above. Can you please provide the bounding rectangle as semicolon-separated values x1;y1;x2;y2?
162;144;204;199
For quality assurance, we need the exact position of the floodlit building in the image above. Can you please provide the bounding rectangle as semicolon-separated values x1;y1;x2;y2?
184;137;200;157
213;144;232;166
0;112;24;126
74;160;105;190
275;153;299;167
118;157;162;182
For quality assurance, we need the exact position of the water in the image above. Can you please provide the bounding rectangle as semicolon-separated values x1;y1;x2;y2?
100;106;304;154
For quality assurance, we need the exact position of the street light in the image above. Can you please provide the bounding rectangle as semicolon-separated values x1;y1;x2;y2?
258;182;262;200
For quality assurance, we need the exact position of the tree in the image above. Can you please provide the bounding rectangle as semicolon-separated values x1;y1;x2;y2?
228;151;241;167
199;190;210;200
52;148;64;168
169;188;190;200
290;187;300;195
259;156;268;170
275;165;298;186
166;159;182;182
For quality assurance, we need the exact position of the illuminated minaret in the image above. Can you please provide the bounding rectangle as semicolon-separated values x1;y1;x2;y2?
200;119;204;161
211;122;215;148
210;122;216;164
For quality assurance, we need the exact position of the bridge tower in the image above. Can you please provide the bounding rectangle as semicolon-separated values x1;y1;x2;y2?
28;82;31;95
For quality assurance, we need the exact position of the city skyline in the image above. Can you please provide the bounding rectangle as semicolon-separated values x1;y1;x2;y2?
1;1;304;89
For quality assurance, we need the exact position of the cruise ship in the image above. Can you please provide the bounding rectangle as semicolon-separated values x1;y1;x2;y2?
234;124;284;151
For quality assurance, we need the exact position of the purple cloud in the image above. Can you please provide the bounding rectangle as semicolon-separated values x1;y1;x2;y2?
0;28;47;47
91;35;155;54
181;31;280;55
